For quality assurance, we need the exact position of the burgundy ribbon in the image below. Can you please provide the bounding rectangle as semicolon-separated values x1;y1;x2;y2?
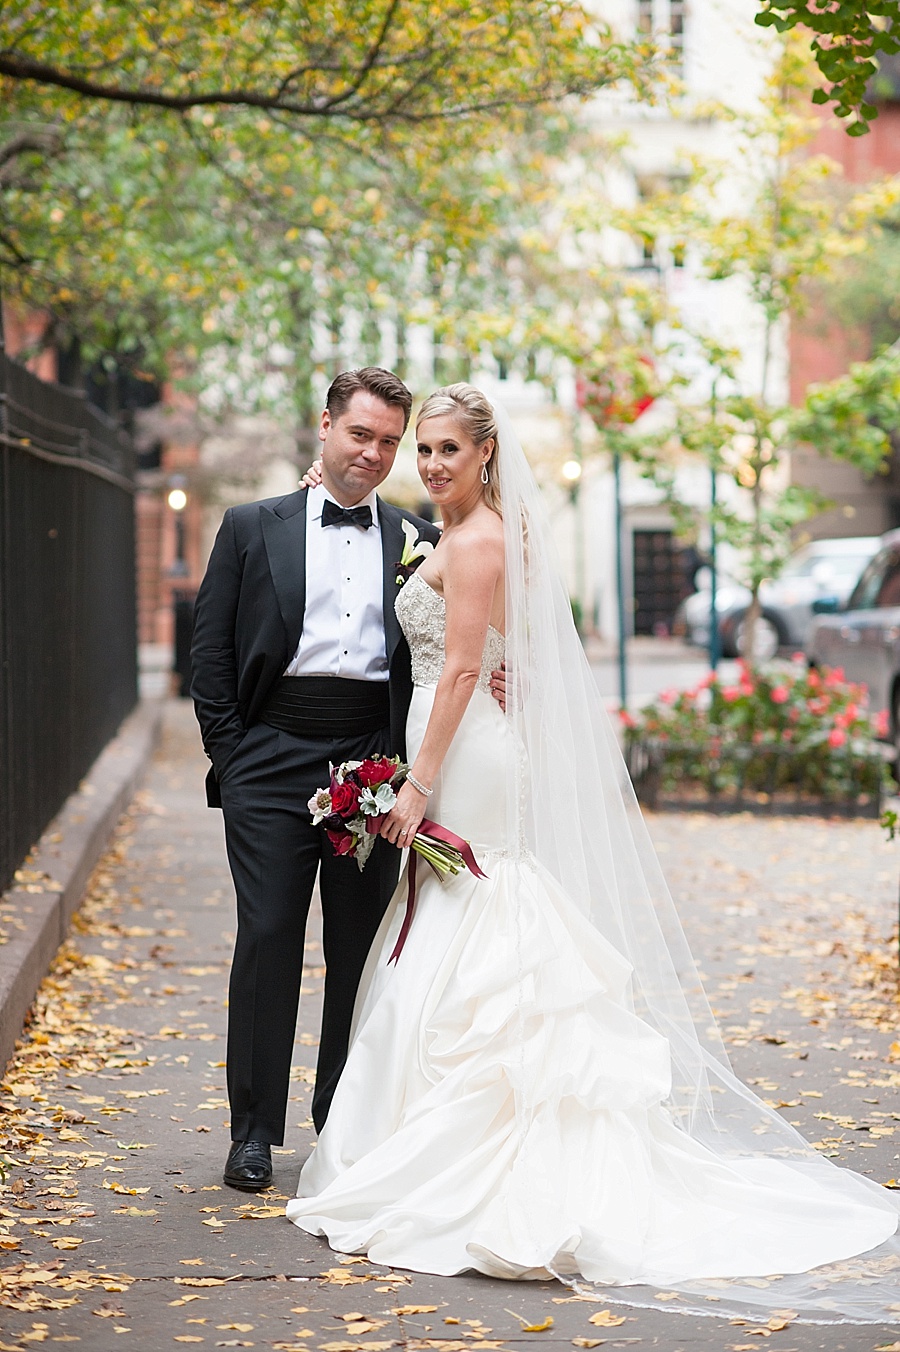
387;818;488;965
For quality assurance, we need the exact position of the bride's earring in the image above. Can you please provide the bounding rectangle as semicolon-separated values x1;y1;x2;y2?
481;462;489;485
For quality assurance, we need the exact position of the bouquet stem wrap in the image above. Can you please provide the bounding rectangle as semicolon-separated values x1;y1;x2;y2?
387;819;488;964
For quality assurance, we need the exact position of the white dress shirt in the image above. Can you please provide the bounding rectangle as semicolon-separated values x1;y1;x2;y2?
284;483;389;681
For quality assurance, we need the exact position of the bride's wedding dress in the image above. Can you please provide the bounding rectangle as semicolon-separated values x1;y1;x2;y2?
286;572;897;1293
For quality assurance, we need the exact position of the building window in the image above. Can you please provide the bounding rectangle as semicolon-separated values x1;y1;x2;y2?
635;1;685;75
669;0;685;72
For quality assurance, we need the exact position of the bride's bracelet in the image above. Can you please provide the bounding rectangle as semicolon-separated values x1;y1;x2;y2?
406;772;433;798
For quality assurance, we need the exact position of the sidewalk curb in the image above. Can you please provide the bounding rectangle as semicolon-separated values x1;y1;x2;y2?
0;700;164;1074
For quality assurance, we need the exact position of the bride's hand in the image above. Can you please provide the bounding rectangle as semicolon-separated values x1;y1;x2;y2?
299;459;324;489
380;780;428;849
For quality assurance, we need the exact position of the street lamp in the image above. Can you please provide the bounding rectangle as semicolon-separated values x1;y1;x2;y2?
561;455;585;635
562;458;582;489
167;476;189;578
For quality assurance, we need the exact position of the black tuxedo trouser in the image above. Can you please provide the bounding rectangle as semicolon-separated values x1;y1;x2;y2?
217;720;400;1143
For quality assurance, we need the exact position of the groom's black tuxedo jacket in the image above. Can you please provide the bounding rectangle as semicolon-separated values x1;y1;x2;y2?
190;487;440;808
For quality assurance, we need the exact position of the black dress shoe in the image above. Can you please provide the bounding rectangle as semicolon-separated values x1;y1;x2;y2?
224;1140;272;1191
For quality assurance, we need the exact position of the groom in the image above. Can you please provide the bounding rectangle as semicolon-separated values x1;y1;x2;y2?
190;367;441;1191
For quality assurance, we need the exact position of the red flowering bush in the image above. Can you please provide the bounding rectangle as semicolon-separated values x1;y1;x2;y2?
623;661;888;806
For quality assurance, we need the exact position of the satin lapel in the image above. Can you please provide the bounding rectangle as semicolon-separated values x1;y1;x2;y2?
260;491;307;652
379;499;405;662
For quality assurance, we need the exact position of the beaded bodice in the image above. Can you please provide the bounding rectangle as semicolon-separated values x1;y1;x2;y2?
395;573;505;693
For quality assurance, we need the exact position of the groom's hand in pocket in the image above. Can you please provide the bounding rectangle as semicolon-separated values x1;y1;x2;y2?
380;781;427;849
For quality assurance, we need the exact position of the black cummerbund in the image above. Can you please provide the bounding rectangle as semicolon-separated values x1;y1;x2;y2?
259;675;390;738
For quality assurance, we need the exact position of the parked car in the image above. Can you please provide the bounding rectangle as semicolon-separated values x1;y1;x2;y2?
673;571;748;651
676;537;881;662
807;529;900;751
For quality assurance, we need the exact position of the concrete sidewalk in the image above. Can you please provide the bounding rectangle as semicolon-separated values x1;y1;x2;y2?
0;700;163;1073
1;701;900;1349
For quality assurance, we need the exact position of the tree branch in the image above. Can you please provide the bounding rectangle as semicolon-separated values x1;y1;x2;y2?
0;127;63;186
0;37;612;123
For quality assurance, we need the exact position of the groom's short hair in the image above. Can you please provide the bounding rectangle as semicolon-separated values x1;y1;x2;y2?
326;368;413;430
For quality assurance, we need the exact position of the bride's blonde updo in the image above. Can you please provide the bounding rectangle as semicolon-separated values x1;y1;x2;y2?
416;383;502;515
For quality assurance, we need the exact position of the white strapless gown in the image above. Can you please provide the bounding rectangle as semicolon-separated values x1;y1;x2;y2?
286;574;896;1285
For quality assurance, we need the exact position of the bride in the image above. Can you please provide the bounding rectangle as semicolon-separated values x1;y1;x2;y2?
287;383;900;1323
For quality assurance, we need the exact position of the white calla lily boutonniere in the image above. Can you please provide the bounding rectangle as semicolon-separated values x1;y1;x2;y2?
395;519;434;586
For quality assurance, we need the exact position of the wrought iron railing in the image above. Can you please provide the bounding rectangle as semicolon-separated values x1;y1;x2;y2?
0;350;137;893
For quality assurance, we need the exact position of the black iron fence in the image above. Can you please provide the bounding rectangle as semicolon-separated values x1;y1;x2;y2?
0;350;137;894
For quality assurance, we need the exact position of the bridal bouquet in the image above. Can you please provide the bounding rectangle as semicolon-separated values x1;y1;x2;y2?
309;756;487;962
309;756;472;876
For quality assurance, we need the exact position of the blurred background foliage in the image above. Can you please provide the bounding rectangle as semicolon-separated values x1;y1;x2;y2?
0;0;656;416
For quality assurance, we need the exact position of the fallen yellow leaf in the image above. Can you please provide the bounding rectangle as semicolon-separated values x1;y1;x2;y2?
505;1311;553;1333
318;1344;395;1352
93;1303;127;1318
174;1276;239;1287
587;1312;626;1328
319;1268;377;1286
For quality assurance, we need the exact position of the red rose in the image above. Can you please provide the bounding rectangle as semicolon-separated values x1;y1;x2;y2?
330;781;361;816
357;757;396;786
326;828;356;855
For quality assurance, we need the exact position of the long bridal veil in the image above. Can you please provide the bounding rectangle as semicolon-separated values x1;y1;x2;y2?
492;396;900;1323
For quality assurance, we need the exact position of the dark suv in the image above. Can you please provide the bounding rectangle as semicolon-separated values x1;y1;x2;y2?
806;529;900;750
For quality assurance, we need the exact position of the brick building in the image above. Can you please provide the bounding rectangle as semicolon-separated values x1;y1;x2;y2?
790;71;900;538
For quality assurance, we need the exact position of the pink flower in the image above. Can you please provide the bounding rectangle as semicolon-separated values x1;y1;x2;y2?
722;686;741;703
828;727;847;749
659;689;677;705
791;651;805;663
770;685;789;704
618;709;636;728
874;709;890;738
844;703;858;721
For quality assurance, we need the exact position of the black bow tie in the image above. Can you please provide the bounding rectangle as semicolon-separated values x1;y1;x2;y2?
321;500;373;530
